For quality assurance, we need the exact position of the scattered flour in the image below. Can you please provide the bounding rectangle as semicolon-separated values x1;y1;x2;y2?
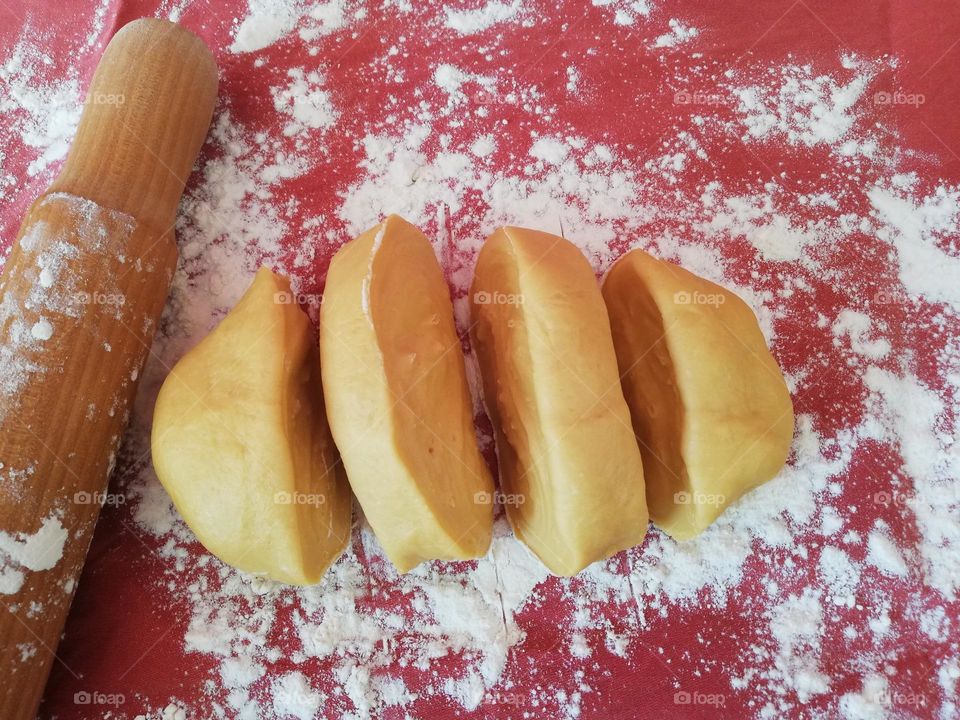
230;0;305;53
1;2;957;719
591;0;653;27
869;181;960;306
444;1;523;35
653;19;698;48
114;36;960;717
832;309;891;360
866;523;908;577
273;672;324;720
0;514;68;595
230;0;358;53
470;134;496;158
0;27;81;190
273;68;338;137
838;674;890;720
731;61;875;148
29;317;53;341
529;135;570;166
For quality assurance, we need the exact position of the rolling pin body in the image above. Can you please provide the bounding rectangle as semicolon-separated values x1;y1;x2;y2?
0;19;217;718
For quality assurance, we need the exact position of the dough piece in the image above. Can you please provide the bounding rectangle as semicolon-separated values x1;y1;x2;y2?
152;267;351;584
469;226;648;576
602;248;794;540
320;215;494;572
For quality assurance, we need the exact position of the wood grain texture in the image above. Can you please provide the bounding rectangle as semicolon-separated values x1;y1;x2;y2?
0;18;217;720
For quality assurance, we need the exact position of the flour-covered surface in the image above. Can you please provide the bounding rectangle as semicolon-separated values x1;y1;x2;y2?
1;1;958;718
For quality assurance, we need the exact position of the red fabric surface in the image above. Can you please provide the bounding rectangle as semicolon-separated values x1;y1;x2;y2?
1;0;958;718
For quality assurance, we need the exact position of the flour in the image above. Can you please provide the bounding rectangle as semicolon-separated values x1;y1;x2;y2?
470;134;496;158
731;60;876;149
230;0;357;53
118;36;957;715
273;68;338;137
838;674;890;720
444;0;523;35
869;181;960;306
230;0;304;53
591;0;653;27
132;702;189;720
865;523;908;577
0;193;134;424
2;2;958;718
699;187;832;263
862;366;959;599
0;514;68;595
818;545;860;607
529;135;570;165
0;461;34;504
81;0;112;52
433;63;472;96
29;317;53;341
939;661;960;719
831;309;891;360
653;19;698;48
0;28;81;193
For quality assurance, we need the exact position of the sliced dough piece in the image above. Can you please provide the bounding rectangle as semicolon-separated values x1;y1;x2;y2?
320;215;494;572
602;248;794;540
469;226;648;576
152;267;352;584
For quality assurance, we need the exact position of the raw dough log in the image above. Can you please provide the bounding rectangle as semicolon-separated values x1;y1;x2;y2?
320;215;494;572
152;267;351;584
602;248;794;540
470;226;648;576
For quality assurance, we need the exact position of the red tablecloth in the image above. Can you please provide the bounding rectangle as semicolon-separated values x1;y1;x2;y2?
1;1;958;718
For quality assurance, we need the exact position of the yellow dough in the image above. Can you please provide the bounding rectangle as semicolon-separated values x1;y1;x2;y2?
319;215;494;573
151;267;352;585
602;248;794;540
469;226;648;576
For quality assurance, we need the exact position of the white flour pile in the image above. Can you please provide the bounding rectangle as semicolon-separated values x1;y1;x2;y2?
0;513;67;596
1;1;959;719
445;1;526;34
228;0;363;53
0;25;82;198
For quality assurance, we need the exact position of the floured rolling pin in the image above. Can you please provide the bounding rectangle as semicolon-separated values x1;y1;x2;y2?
0;18;217;719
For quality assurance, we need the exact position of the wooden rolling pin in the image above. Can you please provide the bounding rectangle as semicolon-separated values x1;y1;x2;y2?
0;19;217;718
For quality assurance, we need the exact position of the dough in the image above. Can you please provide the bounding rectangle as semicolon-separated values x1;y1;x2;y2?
602;248;794;540
469;226;648;576
152;267;351;584
320;215;494;572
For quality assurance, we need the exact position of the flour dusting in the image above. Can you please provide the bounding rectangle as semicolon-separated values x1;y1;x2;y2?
1;1;958;718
